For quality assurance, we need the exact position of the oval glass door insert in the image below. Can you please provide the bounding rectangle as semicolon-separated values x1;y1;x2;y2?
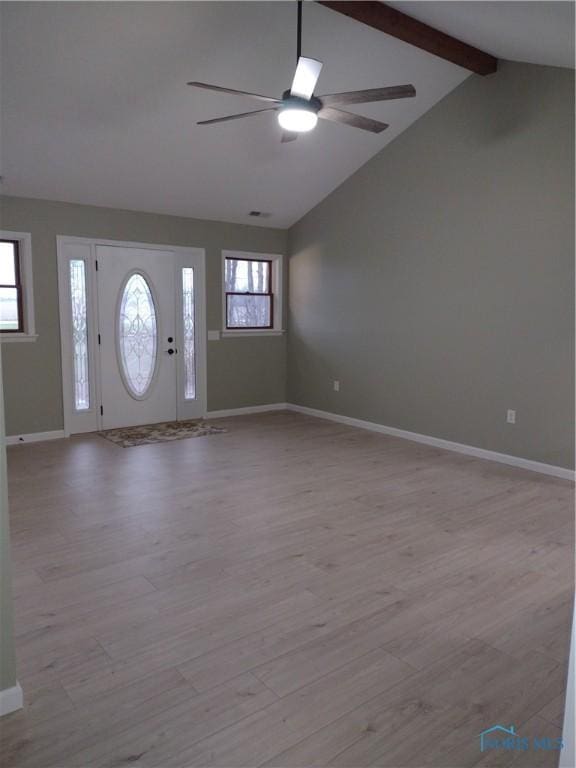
118;273;158;398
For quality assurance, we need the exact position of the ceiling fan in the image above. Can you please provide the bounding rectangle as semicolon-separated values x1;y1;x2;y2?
187;0;416;142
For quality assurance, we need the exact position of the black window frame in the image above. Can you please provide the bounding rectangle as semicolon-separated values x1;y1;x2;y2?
0;239;24;334
225;256;274;330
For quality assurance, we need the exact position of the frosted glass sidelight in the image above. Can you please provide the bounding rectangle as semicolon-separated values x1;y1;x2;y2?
69;260;90;410
182;268;196;400
118;273;157;398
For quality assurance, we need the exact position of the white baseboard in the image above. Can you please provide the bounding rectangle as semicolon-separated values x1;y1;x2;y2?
5;430;66;446
286;404;575;481
0;683;23;717
207;403;288;419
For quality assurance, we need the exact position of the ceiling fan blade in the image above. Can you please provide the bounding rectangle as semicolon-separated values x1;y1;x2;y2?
197;108;277;126
318;107;388;134
319;84;416;107
188;82;280;104
290;56;323;100
281;131;298;143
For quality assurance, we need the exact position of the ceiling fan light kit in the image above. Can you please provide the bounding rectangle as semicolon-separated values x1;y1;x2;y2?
277;93;321;133
278;108;318;133
188;1;416;141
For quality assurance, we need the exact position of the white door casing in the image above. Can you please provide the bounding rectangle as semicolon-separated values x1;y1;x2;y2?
57;236;206;434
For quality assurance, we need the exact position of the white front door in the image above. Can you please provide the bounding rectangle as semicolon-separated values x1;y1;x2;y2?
97;246;177;429
57;237;206;434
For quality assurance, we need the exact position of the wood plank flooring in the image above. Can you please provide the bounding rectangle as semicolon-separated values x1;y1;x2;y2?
0;411;573;767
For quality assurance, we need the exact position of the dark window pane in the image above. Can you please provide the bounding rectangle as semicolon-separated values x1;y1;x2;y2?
225;259;269;294
227;294;271;328
0;242;17;285
0;287;20;330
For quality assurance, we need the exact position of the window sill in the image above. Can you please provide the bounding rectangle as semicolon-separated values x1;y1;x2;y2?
0;333;38;343
221;329;286;338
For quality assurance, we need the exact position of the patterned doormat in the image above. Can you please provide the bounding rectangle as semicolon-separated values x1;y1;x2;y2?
99;420;227;448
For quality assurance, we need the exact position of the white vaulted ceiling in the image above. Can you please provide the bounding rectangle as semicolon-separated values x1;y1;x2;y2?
0;2;573;228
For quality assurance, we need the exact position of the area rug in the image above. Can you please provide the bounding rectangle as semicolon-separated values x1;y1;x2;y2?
99;420;227;448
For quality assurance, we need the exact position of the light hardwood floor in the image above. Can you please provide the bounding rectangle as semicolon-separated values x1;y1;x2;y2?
0;411;573;768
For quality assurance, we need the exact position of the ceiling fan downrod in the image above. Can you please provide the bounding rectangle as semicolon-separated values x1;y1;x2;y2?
297;0;303;62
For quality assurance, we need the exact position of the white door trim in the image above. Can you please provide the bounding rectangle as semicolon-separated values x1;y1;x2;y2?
57;236;207;435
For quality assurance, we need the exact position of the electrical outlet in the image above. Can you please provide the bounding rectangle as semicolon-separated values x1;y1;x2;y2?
333;380;340;392
506;409;516;424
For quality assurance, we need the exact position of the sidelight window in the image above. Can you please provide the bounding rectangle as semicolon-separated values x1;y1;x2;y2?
182;267;196;400
69;259;90;410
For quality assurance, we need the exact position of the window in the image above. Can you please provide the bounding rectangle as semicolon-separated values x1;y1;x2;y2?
0;240;23;332
223;252;282;333
225;257;272;329
182;268;196;399
0;231;35;341
69;260;90;411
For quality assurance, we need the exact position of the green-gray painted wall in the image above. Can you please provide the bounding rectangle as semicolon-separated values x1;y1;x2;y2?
288;62;575;469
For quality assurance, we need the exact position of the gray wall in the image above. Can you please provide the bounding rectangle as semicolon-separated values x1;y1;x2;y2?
288;62;575;469
0;196;288;435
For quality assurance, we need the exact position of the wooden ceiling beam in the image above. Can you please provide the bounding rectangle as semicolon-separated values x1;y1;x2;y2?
318;1;498;76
